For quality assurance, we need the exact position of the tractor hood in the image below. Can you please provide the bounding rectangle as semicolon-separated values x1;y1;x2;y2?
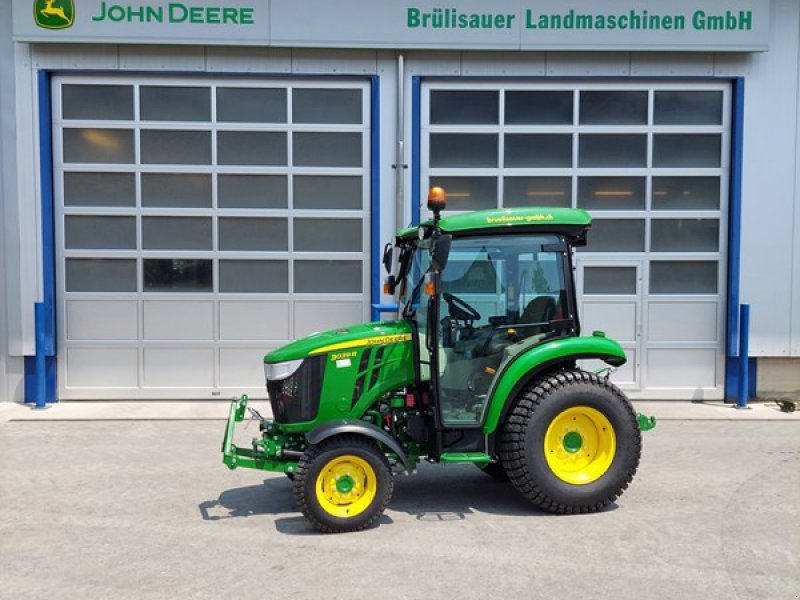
265;320;413;363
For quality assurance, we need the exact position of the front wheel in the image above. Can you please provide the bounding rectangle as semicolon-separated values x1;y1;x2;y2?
293;435;394;533
498;370;641;513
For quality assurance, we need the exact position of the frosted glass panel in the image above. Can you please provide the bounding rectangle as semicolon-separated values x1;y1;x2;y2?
293;89;362;124
579;135;646;168
63;129;134;164
66;259;137;292
219;260;288;293
580;219;645;252
430;90;498;125
140;86;210;121
293;133;362;167
580;91;647;125
294;219;362;252
651;219;719;252
218;218;287;251
504;177;571;208
65;216;136;250
141;130;210;164
430;134;498;168
64;172;135;207
505;91;572;125
650;261;718;294
429;177;496;211
504;134;571;168
144;259;212;292
294;176;362;210
653;135;721;168
584;267;637;295
295;261;362;293
217;88;286;123
578;177;646;210
652;177;720;210
142;174;211;208
62;85;133;120
654;91;723;125
218;132;287;166
218;175;288;209
142;217;212;250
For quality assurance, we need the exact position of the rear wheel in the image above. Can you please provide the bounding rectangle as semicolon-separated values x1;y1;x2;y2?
293;435;394;533
498;370;640;513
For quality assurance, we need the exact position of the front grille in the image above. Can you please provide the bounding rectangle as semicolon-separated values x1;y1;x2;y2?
266;356;326;423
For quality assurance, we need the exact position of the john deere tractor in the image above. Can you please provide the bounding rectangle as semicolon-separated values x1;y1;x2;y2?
222;187;654;533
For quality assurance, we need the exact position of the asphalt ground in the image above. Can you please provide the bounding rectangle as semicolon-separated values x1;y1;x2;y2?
0;418;798;600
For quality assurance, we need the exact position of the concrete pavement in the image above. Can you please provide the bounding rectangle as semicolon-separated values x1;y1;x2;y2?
0;418;798;600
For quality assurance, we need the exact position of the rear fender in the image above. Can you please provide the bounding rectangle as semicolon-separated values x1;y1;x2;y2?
306;419;412;472
482;336;627;435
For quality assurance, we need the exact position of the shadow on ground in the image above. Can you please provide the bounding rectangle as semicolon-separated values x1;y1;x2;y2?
199;464;607;534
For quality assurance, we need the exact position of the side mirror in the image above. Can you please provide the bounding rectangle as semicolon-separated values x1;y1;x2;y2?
430;234;452;272
382;243;394;274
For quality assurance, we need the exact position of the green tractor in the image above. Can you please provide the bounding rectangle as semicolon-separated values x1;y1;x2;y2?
222;187;654;533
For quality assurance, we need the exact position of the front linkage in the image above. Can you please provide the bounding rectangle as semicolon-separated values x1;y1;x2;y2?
222;395;302;476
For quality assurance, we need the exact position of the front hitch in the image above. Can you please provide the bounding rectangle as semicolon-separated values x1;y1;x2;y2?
222;395;300;474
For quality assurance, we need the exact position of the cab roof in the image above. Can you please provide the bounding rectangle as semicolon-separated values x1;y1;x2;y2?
397;207;592;240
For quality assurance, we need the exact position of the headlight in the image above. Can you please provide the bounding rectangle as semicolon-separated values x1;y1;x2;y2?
264;359;304;382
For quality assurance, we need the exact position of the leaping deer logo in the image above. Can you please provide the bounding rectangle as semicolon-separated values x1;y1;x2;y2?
34;0;75;30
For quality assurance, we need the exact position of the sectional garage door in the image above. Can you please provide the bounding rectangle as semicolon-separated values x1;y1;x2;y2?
54;76;372;399
420;81;729;399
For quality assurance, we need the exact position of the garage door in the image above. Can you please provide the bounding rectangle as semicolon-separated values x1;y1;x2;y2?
53;76;372;399
420;81;729;399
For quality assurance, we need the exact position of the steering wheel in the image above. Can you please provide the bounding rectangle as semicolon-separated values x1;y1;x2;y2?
442;292;481;323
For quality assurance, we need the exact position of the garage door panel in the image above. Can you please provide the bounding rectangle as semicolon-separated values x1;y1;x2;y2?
143;301;214;340
646;349;717;388
219;348;273;388
143;348;214;387
582;302;637;343
219;301;289;340
649;302;718;342
294;301;363;337
66;300;138;341
66;348;138;388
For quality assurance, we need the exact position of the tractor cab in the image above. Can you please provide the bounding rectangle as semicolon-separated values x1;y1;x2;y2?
388;187;591;431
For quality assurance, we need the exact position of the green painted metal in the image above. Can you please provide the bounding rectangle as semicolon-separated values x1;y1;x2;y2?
439;452;492;465
336;475;355;494
482;336;627;435
221;395;299;474
265;320;412;363
563;431;583;453
637;413;657;431
397;206;591;239
278;334;415;435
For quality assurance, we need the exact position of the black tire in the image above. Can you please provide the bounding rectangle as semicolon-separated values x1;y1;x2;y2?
477;461;510;482
293;435;394;533
498;370;641;514
285;472;295;482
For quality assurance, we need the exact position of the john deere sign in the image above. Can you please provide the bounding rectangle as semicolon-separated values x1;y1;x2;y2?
34;0;74;30
13;0;770;51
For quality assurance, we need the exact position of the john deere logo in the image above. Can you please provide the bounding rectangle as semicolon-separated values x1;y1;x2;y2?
34;0;75;29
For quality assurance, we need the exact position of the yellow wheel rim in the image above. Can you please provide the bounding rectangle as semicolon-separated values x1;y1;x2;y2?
315;454;377;518
544;406;616;485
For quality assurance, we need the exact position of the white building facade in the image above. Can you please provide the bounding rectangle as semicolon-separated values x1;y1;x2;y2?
1;0;798;403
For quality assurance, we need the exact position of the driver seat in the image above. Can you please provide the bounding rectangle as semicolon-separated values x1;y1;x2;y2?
520;296;555;326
